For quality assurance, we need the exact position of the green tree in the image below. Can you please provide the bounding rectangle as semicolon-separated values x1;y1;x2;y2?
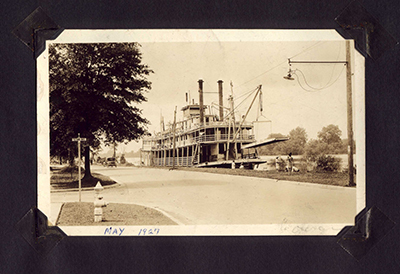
50;43;153;178
317;124;343;153
283;127;308;155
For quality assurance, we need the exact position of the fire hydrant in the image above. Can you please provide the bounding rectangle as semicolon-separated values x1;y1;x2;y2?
94;181;108;222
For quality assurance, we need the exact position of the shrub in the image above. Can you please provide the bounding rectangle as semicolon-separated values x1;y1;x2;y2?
304;140;343;172
315;155;342;172
304;140;329;162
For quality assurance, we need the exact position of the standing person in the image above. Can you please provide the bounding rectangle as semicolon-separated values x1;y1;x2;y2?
275;157;280;171
287;153;293;172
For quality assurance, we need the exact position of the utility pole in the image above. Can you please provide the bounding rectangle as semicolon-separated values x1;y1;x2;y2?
72;133;86;202
286;40;355;186
346;40;355;186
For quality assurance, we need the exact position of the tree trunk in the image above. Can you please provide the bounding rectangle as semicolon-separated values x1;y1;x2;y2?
68;148;75;166
83;145;92;178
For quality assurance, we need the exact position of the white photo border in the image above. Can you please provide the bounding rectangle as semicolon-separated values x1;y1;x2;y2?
37;29;365;236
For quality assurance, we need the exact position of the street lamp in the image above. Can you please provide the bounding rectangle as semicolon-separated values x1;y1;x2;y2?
283;67;295;80
284;40;355;187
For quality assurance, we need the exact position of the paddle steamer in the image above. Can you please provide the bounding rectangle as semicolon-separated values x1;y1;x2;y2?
140;80;288;169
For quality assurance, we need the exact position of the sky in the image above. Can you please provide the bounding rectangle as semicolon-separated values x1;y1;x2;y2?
121;39;351;153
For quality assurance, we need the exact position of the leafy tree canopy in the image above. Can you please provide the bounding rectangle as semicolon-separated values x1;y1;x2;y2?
317;124;342;146
50;43;153;174
285;126;308;155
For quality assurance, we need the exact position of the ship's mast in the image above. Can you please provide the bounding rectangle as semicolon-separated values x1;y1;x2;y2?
160;110;165;132
226;81;237;160
231;85;262;159
172;106;177;169
232;85;262;143
231;82;238;158
230;81;236;135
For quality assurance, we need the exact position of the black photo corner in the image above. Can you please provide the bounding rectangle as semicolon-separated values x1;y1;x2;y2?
1;0;400;273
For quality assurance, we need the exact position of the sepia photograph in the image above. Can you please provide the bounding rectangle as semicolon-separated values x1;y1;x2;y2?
37;30;365;236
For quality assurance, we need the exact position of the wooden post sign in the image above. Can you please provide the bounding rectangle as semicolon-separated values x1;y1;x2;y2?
72;133;87;202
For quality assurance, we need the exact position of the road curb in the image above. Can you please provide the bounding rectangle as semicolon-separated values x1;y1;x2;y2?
271;179;353;190
51;182;121;193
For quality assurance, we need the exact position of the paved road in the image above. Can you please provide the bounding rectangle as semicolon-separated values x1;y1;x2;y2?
51;166;357;225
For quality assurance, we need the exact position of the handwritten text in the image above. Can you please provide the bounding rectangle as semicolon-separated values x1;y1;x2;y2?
138;228;160;236
104;227;125;236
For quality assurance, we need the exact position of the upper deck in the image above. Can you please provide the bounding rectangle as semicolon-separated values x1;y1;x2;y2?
142;119;255;151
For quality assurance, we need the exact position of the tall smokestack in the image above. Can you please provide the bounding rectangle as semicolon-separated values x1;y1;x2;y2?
198;79;204;124
218;80;224;120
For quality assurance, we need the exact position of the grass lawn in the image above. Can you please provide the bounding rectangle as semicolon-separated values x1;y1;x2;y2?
56;202;177;226
141;166;354;187
51;166;117;189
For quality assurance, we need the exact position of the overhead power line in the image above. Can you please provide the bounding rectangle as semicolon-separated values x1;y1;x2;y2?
236;41;326;88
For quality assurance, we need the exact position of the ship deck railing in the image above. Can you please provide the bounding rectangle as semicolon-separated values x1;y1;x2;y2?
143;121;254;140
148;133;255;150
192;133;255;143
153;156;194;167
151;156;266;168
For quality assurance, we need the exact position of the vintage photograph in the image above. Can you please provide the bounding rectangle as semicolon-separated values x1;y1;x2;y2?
37;30;365;236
